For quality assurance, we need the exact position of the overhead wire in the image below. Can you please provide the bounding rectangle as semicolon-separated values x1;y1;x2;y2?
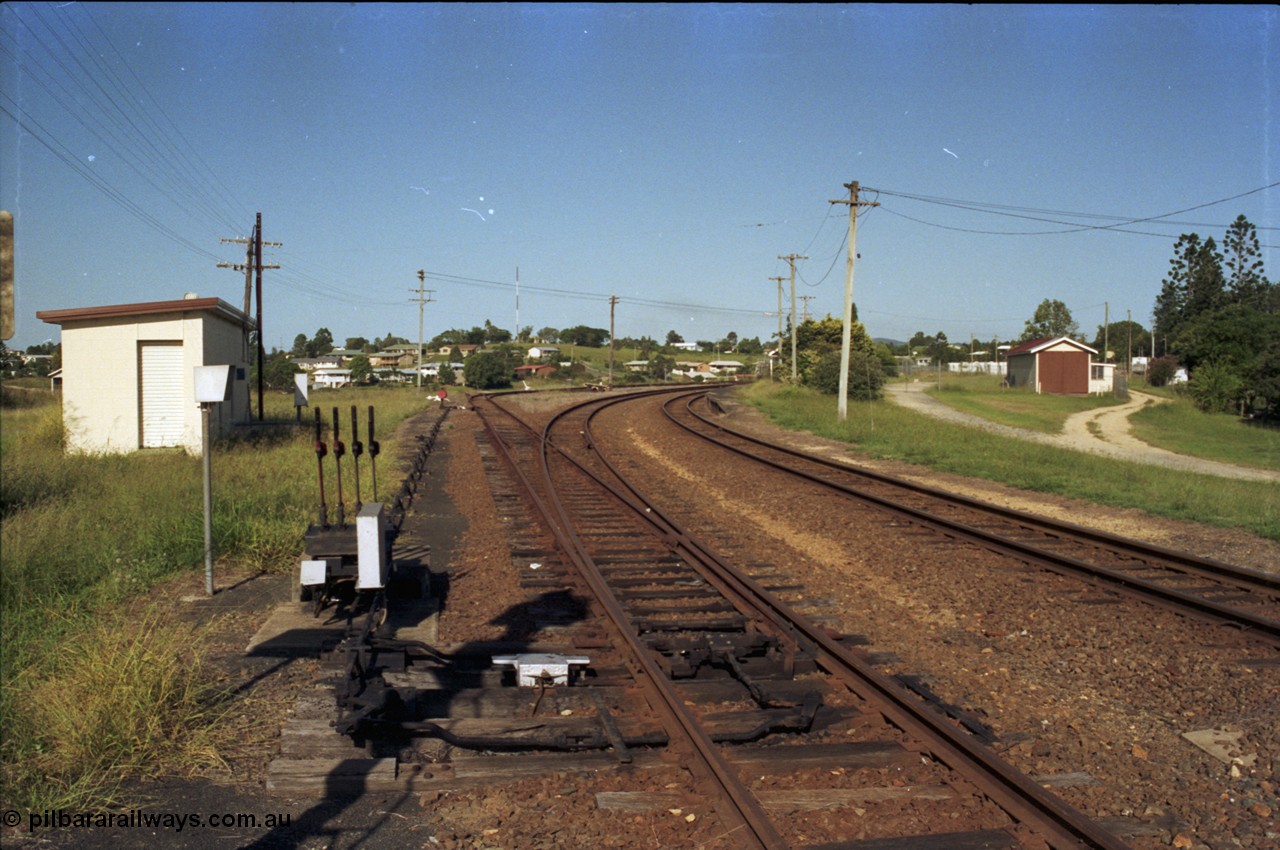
866;182;1280;247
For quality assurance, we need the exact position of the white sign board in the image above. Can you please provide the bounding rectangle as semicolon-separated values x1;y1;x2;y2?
193;364;232;403
294;372;309;407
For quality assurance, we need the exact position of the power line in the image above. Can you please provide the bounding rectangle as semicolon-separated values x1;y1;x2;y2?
866;182;1280;246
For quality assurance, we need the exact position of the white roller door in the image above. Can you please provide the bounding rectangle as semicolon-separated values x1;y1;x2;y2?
140;343;184;448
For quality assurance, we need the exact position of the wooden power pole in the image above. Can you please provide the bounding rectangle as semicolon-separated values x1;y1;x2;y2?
411;270;435;389
218;212;280;420
829;182;878;421
778;254;807;383
608;295;619;386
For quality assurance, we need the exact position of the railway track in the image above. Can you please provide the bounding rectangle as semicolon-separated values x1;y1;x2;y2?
460;387;1137;850
659;388;1280;648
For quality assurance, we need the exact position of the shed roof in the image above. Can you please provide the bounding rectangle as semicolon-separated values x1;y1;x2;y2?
37;297;254;329
1004;336;1096;357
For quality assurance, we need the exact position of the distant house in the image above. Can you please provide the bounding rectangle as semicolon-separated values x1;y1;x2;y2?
1005;337;1102;394
436;344;481;358
312;368;352;389
514;364;557;379
292;354;341;371
708;360;745;374
670;341;700;351
37;295;253;454
369;350;416;368
624;360;650;373
527;345;560;361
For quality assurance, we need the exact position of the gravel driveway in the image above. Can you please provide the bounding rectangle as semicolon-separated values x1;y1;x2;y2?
887;383;1279;483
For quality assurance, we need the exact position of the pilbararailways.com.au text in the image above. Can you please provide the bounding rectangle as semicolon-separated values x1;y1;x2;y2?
12;809;292;833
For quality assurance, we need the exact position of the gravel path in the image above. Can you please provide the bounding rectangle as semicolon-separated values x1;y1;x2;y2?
887;383;1280;483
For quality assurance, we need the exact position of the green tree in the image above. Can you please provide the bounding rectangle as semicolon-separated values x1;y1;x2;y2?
290;333;309;358
1250;341;1280;418
647;353;676;380
1020;299;1078;341
463;351;513;390
665;330;684;346
1155;233;1225;348
263;354;300;390
1090;320;1150;361
1188;360;1244;415
1145;356;1179;388
483;320;512;345
537;327;559;343
1223;215;1269;309
348;354;374;385
559;325;610;347
805;349;884;399
310;328;334;356
345;337;369;352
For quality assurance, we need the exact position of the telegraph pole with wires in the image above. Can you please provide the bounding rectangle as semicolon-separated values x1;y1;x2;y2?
412;269;435;389
778;254;807;383
218;212;280;420
829;182;878;421
769;275;786;380
608;295;619;386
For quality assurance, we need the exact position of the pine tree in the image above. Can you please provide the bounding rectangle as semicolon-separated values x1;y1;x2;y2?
1223;215;1267;308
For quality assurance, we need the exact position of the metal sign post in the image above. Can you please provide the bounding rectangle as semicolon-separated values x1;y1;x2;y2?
194;365;232;596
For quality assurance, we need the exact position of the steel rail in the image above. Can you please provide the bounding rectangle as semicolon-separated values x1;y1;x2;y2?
471;390;788;850
665;391;1280;644
576;391;1133;850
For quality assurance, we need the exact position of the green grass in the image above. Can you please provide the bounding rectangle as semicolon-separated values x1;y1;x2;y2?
1;386;429;811
742;382;1279;541
1130;396;1280;471
921;373;1124;433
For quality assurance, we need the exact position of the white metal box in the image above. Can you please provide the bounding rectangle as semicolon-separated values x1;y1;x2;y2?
356;503;388;590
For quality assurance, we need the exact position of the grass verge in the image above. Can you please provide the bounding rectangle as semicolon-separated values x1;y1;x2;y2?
921;373;1124;433
1;386;431;811
742;382;1279;541
1129;396;1280;471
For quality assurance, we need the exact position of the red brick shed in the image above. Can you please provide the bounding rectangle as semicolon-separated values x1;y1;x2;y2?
1004;336;1096;394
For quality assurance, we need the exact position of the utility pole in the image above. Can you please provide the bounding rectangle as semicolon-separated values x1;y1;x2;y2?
1104;302;1109;362
799;295;814;324
770;276;786;381
778;254;807;383
411;269;435;389
829;181;878;421
218;212;280;421
608;295;619;386
1126;309;1132;375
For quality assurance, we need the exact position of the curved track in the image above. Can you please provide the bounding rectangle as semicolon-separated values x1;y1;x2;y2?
663;389;1280;647
472;387;1136;850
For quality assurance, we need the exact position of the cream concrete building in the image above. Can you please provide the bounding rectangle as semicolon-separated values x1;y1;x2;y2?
37;295;254;454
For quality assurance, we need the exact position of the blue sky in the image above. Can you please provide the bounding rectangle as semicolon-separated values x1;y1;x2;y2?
2;3;1276;352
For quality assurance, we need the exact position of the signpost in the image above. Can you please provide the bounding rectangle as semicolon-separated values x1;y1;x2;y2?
194;365;232;596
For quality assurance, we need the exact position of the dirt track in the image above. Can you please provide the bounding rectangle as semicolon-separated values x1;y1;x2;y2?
886;383;1279;483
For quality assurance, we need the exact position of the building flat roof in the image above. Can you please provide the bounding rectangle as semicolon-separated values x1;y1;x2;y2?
37;297;255;329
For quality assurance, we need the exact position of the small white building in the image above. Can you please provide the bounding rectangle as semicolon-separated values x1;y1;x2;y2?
312;368;353;389
37;295;253;454
527;345;560;361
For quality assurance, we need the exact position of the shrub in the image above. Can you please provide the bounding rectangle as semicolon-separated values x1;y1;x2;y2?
804;349;884;400
1146;356;1180;387
1188;360;1245;415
